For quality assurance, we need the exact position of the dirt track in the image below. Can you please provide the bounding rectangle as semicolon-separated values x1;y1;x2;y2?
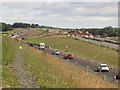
12;49;39;88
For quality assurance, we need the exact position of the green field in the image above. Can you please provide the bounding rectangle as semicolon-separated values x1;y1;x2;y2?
25;35;118;68
2;34;117;88
2;36;19;88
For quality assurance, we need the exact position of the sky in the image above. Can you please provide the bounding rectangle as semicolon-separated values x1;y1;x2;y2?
1;0;119;28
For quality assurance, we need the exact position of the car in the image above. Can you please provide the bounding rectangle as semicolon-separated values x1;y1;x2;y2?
116;73;120;80
29;43;34;47
40;43;45;50
64;54;73;59
97;64;109;72
53;50;60;55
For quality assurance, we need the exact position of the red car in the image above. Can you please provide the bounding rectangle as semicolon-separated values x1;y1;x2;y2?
64;54;73;59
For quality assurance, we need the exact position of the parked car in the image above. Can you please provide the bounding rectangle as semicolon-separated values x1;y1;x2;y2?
97;64;109;72
116;73;120;80
53;50;60;55
64;54;73;59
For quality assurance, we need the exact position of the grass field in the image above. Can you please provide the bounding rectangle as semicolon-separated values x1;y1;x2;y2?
25;35;118;68
2;34;117;88
2;36;19;88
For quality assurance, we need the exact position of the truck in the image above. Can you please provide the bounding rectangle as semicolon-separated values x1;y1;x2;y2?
40;43;45;50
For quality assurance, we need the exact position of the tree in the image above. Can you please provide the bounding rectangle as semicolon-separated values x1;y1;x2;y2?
12;22;31;28
0;22;12;32
31;23;39;28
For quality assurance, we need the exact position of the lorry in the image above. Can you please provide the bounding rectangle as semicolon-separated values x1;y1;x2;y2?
40;43;45;50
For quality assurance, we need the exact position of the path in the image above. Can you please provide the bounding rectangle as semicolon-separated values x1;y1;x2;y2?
12;50;38;88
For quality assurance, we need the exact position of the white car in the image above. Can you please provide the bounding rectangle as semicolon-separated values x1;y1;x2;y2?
97;64;109;72
53;50;60;55
40;43;45;50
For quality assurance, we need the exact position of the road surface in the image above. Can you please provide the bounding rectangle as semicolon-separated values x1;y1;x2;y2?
75;36;118;50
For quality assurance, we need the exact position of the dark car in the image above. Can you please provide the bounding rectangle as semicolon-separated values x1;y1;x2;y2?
64;54;73;59
116;73;120;80
29;43;34;47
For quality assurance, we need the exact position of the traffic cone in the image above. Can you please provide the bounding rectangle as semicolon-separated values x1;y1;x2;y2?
76;61;78;64
103;75;106;80
113;76;116;81
99;70;101;75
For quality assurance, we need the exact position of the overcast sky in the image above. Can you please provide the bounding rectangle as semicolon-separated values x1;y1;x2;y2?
1;1;119;28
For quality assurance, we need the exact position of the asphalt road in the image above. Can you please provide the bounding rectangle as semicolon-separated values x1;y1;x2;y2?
75;36;118;50
24;42;118;84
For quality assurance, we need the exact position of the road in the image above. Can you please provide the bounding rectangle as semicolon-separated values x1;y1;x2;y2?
24;42;119;84
75;36;118;50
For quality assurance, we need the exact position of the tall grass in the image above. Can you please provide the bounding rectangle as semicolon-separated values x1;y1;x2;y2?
2;36;19;88
2;36;15;65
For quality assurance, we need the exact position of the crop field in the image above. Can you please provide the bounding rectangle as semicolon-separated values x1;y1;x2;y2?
25;35;118;68
2;34;117;88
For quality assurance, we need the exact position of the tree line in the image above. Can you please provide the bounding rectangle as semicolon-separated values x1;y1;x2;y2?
0;22;40;31
81;26;119;37
0;22;119;37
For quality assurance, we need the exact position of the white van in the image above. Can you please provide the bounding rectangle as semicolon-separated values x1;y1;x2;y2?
40;43;45;50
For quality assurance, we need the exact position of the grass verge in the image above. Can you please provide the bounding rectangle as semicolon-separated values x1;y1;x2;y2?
2;35;19;88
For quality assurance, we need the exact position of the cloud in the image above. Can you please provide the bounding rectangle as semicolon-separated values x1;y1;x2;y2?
1;0;119;2
1;2;118;28
73;3;117;17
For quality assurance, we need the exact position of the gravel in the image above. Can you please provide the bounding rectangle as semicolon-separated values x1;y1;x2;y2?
12;50;39;88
